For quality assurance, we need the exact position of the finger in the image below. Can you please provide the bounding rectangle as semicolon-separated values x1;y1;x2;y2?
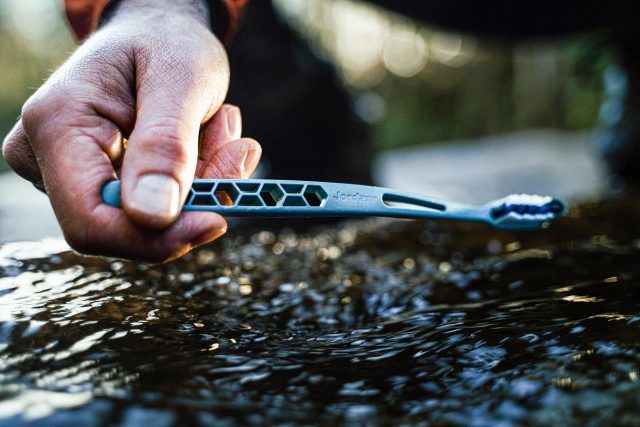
2;120;43;186
198;137;262;179
79;205;228;262
22;101;227;262
196;103;242;176
3;112;126;190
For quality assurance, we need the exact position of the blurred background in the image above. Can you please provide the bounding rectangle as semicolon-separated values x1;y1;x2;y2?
0;0;613;242
0;0;609;158
275;0;608;149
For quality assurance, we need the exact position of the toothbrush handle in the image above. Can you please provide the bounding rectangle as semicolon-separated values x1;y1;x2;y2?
101;179;471;220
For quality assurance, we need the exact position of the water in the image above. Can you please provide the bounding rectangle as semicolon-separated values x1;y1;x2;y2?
1;196;640;426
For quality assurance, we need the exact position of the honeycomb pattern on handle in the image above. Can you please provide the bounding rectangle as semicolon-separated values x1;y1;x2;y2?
186;182;328;208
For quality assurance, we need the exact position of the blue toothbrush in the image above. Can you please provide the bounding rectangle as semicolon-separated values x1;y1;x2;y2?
101;179;567;230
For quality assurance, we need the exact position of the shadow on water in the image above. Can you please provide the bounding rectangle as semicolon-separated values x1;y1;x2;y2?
1;195;640;426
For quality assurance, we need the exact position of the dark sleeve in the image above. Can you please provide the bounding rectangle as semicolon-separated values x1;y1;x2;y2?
64;0;112;41
363;0;616;38
210;0;248;45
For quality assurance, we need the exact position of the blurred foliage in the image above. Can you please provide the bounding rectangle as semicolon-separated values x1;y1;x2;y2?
369;37;610;150
371;42;516;148
277;0;611;151
0;0;611;174
0;0;74;171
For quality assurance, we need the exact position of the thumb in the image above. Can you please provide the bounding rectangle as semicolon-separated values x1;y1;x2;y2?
120;116;197;229
120;65;222;229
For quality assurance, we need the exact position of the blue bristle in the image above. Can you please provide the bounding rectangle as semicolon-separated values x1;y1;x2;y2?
491;197;565;219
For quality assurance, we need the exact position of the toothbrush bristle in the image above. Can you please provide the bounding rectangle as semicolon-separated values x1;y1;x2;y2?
490;194;566;229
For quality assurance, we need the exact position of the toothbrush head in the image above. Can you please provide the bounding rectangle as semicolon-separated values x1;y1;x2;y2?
488;194;567;230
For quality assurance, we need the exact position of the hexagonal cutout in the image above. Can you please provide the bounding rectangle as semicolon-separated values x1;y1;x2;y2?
192;182;215;193
260;184;284;207
237;183;260;192
283;195;307;207
214;183;239;206
191;194;217;206
238;195;264;207
281;184;304;194
303;185;328;207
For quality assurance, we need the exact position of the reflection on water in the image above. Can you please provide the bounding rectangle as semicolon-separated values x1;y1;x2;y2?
1;196;640;426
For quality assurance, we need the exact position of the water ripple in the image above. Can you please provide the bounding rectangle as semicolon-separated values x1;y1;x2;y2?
0;197;640;425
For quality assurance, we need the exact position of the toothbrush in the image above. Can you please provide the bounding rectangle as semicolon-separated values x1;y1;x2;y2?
101;179;567;231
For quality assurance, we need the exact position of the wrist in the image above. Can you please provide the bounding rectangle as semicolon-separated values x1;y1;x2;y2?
102;0;212;31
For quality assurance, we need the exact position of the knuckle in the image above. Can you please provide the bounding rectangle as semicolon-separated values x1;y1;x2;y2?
21;83;95;131
207;143;245;178
136;122;193;165
2;137;18;165
20;97;47;129
132;36;155;64
20;87;74;131
2;140;24;172
2;127;37;180
214;156;242;179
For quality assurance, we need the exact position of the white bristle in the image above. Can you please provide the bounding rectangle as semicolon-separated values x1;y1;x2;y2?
501;194;553;206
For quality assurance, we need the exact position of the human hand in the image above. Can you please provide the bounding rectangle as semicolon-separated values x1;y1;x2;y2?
2;0;261;262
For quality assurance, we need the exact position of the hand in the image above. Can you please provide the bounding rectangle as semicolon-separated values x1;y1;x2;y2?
2;0;261;262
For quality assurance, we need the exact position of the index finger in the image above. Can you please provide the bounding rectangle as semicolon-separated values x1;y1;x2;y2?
24;101;227;262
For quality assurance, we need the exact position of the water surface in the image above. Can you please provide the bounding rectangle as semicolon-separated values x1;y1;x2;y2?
1;196;640;426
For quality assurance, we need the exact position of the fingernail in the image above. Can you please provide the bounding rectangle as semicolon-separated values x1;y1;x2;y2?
242;144;261;179
226;106;242;140
129;174;180;223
